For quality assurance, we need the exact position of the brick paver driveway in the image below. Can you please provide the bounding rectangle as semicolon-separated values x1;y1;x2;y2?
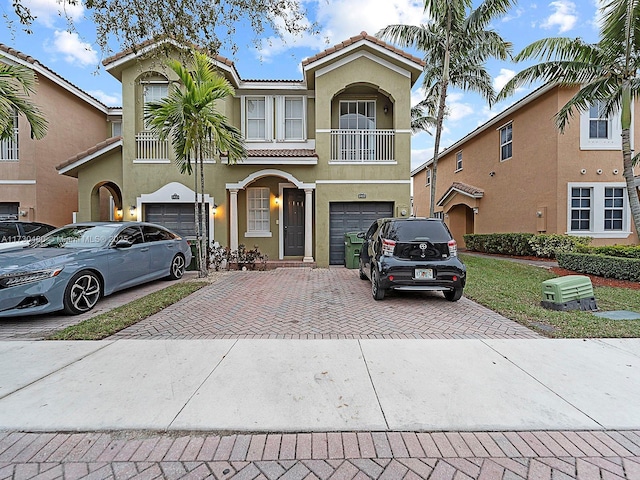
112;267;539;339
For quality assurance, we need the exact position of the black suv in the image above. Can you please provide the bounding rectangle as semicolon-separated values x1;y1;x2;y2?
0;219;57;251
358;217;466;301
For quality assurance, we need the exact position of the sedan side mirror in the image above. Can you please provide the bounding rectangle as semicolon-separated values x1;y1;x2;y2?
115;239;133;248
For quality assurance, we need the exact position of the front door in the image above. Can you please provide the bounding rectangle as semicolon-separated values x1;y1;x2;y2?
283;189;304;256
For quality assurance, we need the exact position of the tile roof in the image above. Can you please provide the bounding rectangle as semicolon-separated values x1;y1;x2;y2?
302;31;425;67
247;149;318;158
0;44;108;109
437;181;484;206
102;37;235;69
56;136;122;171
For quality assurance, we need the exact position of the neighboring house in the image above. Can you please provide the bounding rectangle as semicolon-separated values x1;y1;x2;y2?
57;33;424;267
0;45;118;227
411;83;640;248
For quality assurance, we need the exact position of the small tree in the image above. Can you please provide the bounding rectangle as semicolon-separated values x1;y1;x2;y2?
0;61;47;141
498;0;640;238
145;49;246;277
378;0;514;217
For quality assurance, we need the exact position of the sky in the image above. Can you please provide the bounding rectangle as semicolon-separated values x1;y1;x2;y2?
0;0;603;170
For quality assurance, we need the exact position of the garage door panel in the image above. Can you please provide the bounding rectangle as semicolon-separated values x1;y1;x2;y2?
329;202;393;265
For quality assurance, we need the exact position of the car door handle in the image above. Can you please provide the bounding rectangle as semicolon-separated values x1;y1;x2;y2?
140;247;149;252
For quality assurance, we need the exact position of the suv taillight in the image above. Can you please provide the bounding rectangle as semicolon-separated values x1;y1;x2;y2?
448;239;458;257
382;238;396;256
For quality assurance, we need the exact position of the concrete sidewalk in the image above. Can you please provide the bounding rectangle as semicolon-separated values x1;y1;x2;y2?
1;338;638;432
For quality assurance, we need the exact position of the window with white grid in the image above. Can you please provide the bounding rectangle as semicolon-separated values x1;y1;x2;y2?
143;83;168;104
604;187;624;231
0;110;18;161
246;97;267;140
568;183;630;238
247;187;270;233
284;97;304;140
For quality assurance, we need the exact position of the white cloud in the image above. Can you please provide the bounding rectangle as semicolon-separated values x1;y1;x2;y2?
541;0;578;33
257;0;428;62
49;30;98;67
22;0;84;28
444;92;474;123
493;68;515;92
502;8;525;22
87;90;121;106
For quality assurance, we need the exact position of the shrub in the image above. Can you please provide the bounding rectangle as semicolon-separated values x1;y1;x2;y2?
528;234;591;258
463;233;536;256
576;244;640;259
208;243;268;271
557;252;640;282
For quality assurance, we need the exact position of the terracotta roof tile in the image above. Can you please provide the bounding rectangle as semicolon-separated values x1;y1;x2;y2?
302;31;424;67
247;149;318;157
56;136;122;171
0;44;108;109
452;182;484;196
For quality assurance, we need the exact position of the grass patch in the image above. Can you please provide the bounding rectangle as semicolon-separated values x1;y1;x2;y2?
461;254;640;338
48;281;207;340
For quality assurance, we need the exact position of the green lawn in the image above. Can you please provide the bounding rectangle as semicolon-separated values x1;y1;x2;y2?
48;281;207;340
461;254;640;338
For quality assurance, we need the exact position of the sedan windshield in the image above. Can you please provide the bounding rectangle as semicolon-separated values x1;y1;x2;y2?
34;224;121;249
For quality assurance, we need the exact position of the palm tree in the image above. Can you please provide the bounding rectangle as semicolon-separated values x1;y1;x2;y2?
0;61;47;141
145;50;246;277
497;0;640;238
378;0;514;217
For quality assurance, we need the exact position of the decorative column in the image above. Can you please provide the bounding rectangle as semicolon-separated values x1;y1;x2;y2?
229;189;239;251
303;188;314;262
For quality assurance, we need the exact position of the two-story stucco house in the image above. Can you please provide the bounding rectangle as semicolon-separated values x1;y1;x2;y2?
411;83;640;248
0;45;116;227
57;33;424;267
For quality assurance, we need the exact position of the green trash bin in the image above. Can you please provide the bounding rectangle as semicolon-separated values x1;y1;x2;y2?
344;232;364;269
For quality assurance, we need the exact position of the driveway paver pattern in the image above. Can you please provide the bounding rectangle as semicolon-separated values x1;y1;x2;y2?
111;268;539;339
1;430;639;479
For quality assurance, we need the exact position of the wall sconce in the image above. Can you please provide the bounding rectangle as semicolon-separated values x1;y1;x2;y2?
212;204;218;216
383;105;389;115
274;194;280;206
129;205;137;216
116;208;123;219
489;171;495;177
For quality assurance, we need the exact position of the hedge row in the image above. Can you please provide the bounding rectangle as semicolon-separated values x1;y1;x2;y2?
576;244;640;259
557;252;640;282
463;233;591;258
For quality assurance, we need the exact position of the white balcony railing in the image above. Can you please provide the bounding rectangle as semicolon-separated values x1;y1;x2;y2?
0;129;19;161
330;129;394;162
136;131;169;161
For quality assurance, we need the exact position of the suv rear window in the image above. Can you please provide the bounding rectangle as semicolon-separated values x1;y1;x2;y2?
382;220;452;243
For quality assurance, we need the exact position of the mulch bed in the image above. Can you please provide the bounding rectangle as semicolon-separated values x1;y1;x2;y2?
549;267;640;290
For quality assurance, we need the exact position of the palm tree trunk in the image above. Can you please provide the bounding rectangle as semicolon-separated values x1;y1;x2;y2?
621;128;640;237
193;157;202;276
199;142;208;277
429;81;448;218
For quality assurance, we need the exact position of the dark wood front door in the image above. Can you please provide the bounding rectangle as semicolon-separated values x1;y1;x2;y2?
284;189;305;256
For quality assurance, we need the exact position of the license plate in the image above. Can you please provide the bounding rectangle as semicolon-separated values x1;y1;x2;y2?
414;268;433;279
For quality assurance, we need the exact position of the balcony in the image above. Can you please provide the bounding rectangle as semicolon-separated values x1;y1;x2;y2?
330;129;394;162
0;129;19;161
136;131;169;161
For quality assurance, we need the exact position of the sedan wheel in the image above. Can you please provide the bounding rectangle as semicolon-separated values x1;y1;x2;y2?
371;267;385;301
63;270;101;315
168;254;186;280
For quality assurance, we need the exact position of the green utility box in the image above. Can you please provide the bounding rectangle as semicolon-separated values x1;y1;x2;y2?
541;275;598;311
344;232;364;269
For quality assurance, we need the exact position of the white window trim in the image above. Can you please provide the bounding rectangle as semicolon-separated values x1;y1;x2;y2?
566;182;631;238
498;121;513;162
579;104;633;151
425;168;431;186
141;81;169;104
241;96;274;142
276;96;306;142
455;150;463;172
245;186;272;237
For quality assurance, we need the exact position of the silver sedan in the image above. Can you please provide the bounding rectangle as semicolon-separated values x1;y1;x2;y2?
0;222;192;317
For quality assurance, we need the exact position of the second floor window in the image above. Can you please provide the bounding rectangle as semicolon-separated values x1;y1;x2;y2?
499;123;512;161
143;83;168;104
247;187;270;233
339;100;376;130
0;110;18;161
426;168;431;186
284;97;304;140
589;101;610;139
456;151;463;171
246;97;267;141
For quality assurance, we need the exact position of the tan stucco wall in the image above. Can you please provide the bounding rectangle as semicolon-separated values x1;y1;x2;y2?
76;151;124;222
0;72;109;226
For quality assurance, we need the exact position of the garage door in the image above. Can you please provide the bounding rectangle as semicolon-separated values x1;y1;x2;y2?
144;203;208;238
329;202;393;265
